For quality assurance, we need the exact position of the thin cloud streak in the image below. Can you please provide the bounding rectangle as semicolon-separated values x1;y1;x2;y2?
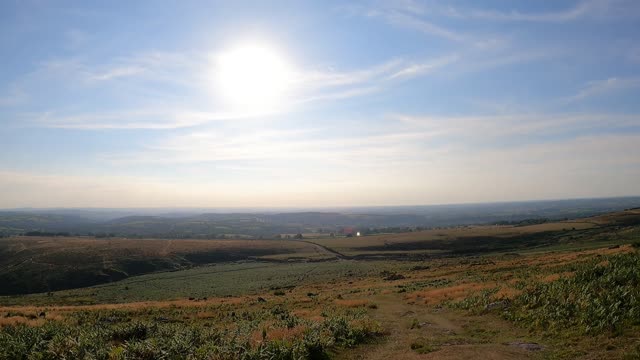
565;77;640;103
387;55;459;80
392;112;640;138
29;109;281;129
18;52;457;129
381;11;466;42
454;0;604;22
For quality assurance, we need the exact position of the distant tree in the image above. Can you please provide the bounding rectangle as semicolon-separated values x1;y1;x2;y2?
294;233;303;239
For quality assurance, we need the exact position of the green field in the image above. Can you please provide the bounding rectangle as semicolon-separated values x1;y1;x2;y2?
0;260;405;306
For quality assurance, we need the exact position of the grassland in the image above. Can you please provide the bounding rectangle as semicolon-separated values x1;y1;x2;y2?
1;209;640;359
0;237;331;295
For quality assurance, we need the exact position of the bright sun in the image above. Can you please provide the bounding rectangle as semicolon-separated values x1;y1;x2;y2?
215;43;294;112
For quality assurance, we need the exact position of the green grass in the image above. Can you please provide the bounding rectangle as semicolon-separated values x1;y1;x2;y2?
0;304;383;360
505;251;640;335
0;237;320;296
0;261;405;306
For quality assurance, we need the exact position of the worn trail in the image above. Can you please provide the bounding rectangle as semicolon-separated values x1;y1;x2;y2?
340;293;544;360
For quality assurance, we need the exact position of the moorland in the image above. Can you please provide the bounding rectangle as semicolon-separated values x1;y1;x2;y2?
1;205;640;359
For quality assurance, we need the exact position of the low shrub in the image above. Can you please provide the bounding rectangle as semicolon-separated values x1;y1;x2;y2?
504;252;640;335
0;306;382;360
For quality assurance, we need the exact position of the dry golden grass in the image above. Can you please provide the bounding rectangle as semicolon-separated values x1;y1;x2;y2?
406;283;497;305
266;325;308;341
0;316;45;327
312;220;597;254
4;236;316;255
494;287;521;299
335;299;370;308
539;272;574;283
0;296;251;314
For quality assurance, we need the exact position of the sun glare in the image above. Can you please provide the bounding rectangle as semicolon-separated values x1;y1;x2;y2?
214;43;294;112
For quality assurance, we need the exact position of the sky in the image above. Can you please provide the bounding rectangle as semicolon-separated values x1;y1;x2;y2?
1;0;640;208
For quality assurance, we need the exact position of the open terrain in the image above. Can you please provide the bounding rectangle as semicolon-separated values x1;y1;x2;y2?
1;209;640;359
2;208;639;296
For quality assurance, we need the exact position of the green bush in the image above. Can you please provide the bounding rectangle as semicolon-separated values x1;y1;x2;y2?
505;252;640;335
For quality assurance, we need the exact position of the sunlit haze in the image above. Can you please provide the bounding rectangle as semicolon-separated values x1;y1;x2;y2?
1;1;640;208
213;43;294;112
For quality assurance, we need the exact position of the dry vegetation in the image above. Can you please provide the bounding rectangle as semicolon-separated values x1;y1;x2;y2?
1;209;640;359
311;218;599;256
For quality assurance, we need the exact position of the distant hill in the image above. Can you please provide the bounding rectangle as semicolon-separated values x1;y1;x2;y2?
1;196;640;238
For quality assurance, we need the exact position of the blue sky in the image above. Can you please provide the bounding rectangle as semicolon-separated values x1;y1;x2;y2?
1;0;639;207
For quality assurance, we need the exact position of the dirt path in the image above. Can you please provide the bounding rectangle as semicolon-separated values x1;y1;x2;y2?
340;293;546;360
298;240;351;260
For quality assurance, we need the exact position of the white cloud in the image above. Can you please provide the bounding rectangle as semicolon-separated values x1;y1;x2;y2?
2;131;639;208
387;55;459;80
459;0;602;22
102;125;438;166
566;77;640;102
391;112;640;139
433;0;636;23
381;11;466;42
88;66;145;81
28;108;278;130
16;51;457;129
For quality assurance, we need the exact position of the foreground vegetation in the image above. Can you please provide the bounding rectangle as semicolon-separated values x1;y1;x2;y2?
506;251;640;335
0;302;382;360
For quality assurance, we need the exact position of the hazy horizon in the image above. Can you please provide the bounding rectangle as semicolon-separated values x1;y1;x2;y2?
2;195;639;212
2;1;640;208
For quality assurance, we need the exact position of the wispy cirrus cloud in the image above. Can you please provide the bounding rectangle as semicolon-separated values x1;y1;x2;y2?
391;112;640;139
565;76;640;103
28;108;280;130
103;125;439;166
408;0;638;23
99;110;640;171
379;10;466;42
87;66;146;81
14;51;458;129
447;0;609;22
387;55;459;80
